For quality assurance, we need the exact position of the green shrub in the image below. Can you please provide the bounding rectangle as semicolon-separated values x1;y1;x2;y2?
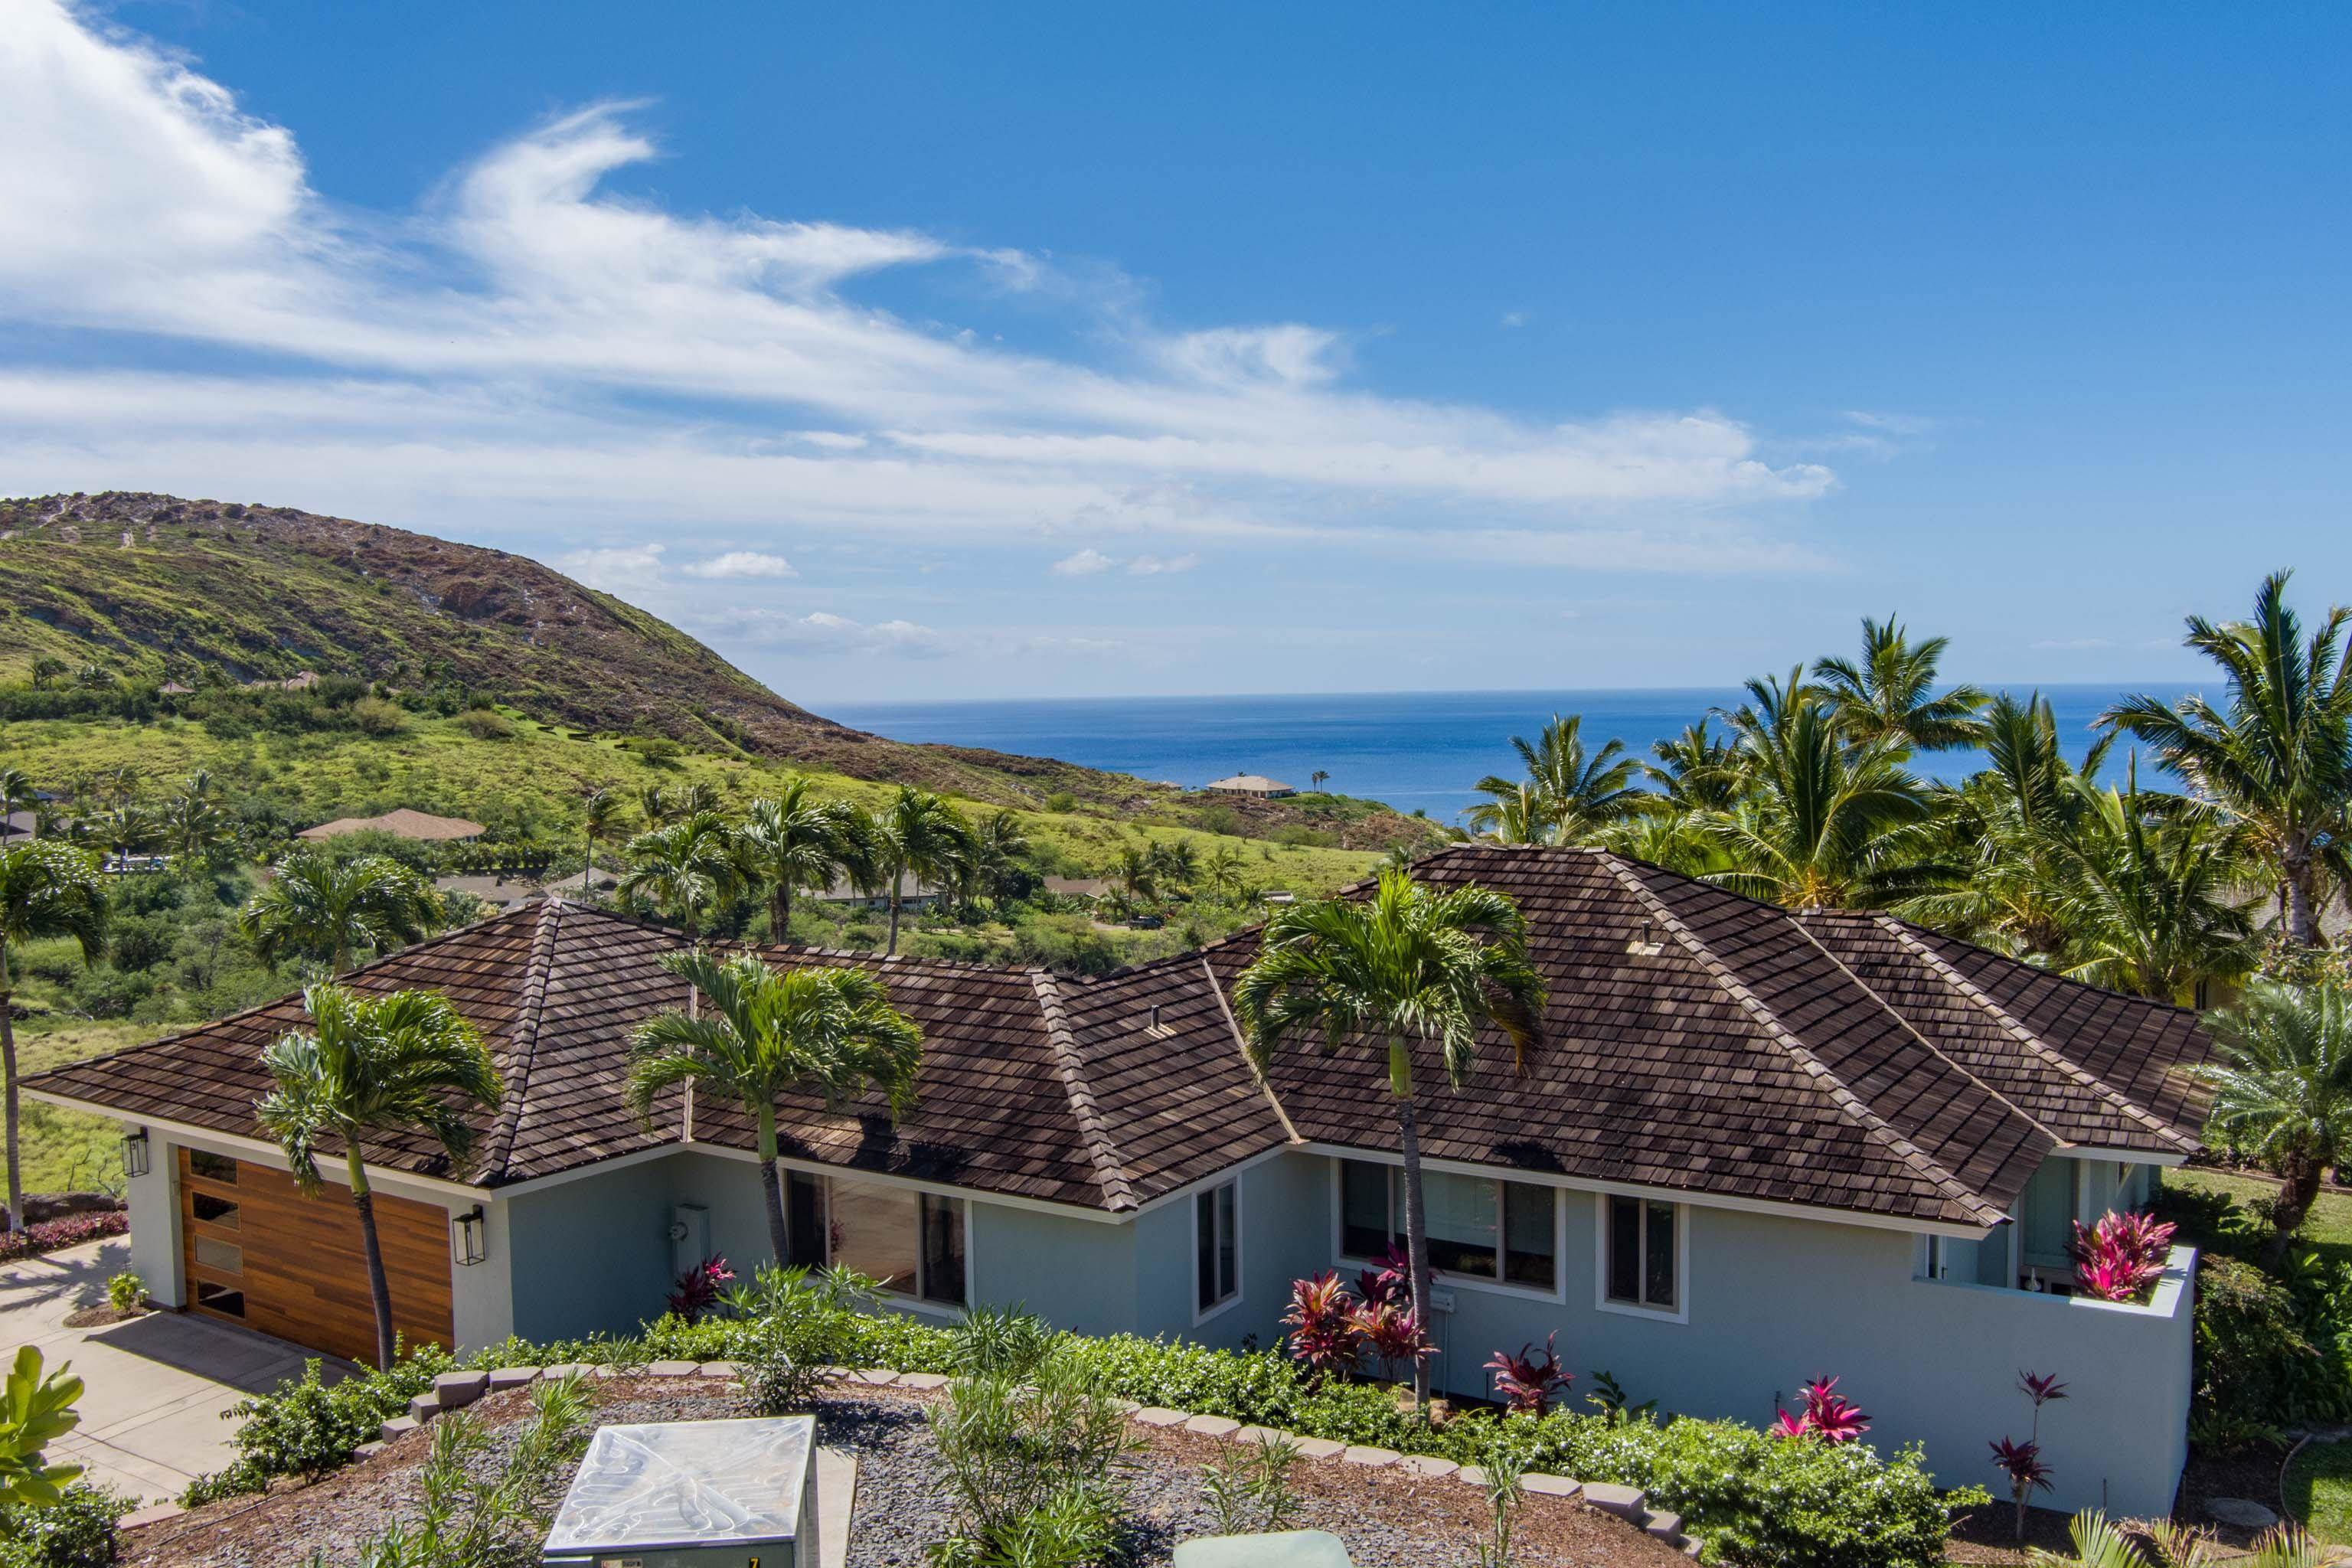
0;1482;131;1568
189;1342;459;1501
349;697;407;737
927;1359;1135;1568
1465;1409;1973;1568
458;709;515;741
103;1275;140;1315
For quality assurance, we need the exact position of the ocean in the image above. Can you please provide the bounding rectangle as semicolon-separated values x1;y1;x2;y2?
824;684;2184;824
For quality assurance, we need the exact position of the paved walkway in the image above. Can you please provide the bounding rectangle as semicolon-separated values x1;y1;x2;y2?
0;1238;357;1502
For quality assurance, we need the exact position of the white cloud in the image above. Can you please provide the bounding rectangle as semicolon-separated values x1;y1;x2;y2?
1050;548;1116;577
1501;311;1529;328
697;608;949;658
1126;554;1198;576
0;0;1847;579
681;550;796;580
558;542;665;590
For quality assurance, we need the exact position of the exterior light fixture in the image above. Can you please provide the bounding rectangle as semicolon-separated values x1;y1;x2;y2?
452;1205;487;1266
120;1128;151;1181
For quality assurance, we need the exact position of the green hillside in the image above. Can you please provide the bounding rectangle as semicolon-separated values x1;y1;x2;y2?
0;491;1439;851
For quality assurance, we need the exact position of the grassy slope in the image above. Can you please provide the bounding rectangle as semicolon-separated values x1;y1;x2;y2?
0;710;1381;895
9;1021;161;1197
0;492;1443;851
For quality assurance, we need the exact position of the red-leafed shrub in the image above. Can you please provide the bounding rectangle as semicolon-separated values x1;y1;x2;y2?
1281;1272;1364;1382
0;1210;127;1263
1354;1245;1411;1308
1772;1375;1870;1443
2069;1210;2177;1302
665;1253;736;1325
1484;1333;1572;1415
1351;1298;1436;1383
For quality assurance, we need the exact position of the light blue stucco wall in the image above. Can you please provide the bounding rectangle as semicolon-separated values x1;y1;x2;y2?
489;1143;2191;1517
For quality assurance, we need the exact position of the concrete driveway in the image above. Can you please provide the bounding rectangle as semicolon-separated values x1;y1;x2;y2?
0;1237;358;1502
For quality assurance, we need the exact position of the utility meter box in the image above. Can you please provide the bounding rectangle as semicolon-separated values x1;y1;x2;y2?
541;1416;818;1568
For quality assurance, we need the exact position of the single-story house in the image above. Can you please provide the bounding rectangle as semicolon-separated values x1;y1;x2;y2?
811;874;946;910
436;863;621;914
299;808;485;844
1204;774;1295;799
2;809;34;843
28;844;2205;1515
1041;876;1110;900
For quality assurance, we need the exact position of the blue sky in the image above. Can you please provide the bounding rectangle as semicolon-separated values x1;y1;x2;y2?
3;2;2347;703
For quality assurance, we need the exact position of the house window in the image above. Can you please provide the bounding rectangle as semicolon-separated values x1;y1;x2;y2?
785;1171;826;1269
1196;1179;1240;1316
1335;1158;1559;1292
188;1151;236;1183
1602;1194;1681;1314
822;1177;967;1307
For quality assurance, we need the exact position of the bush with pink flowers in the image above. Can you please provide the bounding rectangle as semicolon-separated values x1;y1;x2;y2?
0;1210;126;1265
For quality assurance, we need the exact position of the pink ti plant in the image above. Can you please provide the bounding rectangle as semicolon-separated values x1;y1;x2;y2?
1772;1375;1870;1443
1484;1333;1573;1416
1281;1272;1364;1383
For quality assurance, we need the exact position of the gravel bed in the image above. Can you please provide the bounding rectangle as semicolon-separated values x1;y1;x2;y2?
126;1377;1686;1568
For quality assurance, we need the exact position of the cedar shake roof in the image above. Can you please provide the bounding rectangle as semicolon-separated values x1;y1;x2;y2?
28;844;2213;1229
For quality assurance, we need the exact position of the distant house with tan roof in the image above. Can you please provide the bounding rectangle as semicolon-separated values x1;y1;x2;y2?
1203;773;1295;799
299;808;484;844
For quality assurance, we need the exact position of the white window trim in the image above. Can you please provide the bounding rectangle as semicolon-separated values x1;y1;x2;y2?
818;1174;973;1316
1328;1157;1567;1305
1191;1178;1244;1325
1593;1193;1690;1325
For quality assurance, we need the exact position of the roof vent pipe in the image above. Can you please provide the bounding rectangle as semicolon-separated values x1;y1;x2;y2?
1148;1004;1161;1031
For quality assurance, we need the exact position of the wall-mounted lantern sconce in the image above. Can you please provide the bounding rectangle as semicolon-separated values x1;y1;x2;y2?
120;1128;151;1181
452;1205;487;1267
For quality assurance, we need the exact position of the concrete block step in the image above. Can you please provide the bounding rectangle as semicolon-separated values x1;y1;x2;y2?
1642;1509;1684;1541
1580;1481;1648;1521
431;1370;488;1409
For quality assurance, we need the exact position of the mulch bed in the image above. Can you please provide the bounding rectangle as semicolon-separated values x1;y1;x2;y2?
1945;1444;2312;1563
123;1374;1690;1567
61;1304;147;1329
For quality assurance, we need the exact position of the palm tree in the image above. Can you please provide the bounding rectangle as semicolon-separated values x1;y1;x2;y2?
1462;782;1552;845
0;843;106;1232
1148;838;1198;893
1812;615;1988;752
1310;770;1331;793
959;811;1031;903
157;792;232;874
0;769;38;827
1469;714;1641;845
1112;844;1160;906
2051;773;2258;1004
1202;844;1247;903
256;984;501;1368
621;812;740;939
2102;573;2352;946
1642;720;1743;813
735;780;863;939
86;805;156;868
2198;979;2352;1260
580;789;619;897
1232;870;1545;1407
240;851;443;973
626;952;921;1263
871;789;975;956
28;657;65;692
1706;680;1952;910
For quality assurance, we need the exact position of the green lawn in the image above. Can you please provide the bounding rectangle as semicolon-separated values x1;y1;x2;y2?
2167;1166;2352;1269
2285;1438;2352;1542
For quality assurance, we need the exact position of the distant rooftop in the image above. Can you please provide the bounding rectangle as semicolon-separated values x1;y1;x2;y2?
1204;773;1295;797
299;807;485;842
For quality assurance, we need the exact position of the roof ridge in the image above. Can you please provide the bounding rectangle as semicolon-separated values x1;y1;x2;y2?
1029;969;1138;1212
1202;957;1305;1145
1874;916;2200;1153
480;897;566;1183
1785;913;2066;1145
1601;855;2008;1227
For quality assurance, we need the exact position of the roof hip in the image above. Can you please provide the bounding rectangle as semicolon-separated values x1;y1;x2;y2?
1599;855;2012;1228
1030;969;1138;1212
478;897;565;1184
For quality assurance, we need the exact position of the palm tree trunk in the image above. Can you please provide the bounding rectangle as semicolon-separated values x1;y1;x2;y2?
345;1147;396;1370
1392;1040;1432;1408
2;937;20;1234
887;870;903;956
2285;850;2318;948
756;1105;790;1263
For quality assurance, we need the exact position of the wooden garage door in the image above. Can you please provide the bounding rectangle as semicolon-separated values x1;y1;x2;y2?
179;1148;454;1364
